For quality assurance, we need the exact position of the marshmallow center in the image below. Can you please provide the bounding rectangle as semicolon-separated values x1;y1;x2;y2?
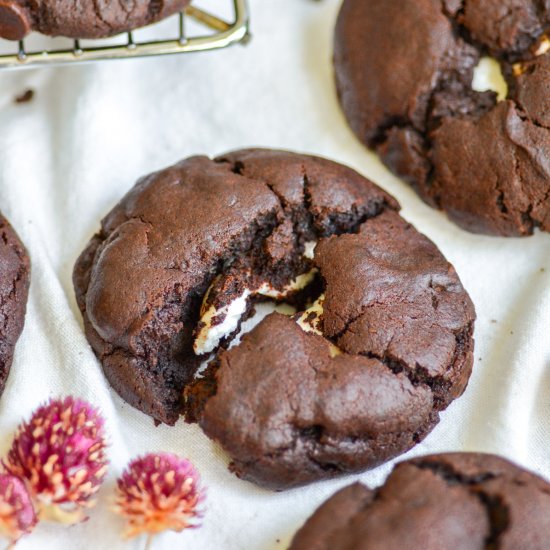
303;240;317;260
472;57;508;102
297;294;341;357
256;269;317;300
296;294;325;335
193;240;331;357
194;290;251;355
534;35;550;57
193;269;318;355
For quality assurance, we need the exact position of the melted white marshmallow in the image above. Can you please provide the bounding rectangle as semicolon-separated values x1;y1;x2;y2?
257;269;318;299
472;57;508;102
535;35;550;57
296;294;341;357
303;240;317;260
194;290;251;355
194;269;318;355
296;294;325;335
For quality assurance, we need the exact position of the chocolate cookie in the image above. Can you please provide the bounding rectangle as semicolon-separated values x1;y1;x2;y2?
74;149;475;489
0;0;190;40
335;0;550;236
0;214;30;397
290;452;550;549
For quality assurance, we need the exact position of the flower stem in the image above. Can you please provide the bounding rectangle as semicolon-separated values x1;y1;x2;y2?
144;534;154;550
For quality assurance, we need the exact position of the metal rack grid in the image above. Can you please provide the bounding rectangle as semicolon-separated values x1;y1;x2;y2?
0;0;249;70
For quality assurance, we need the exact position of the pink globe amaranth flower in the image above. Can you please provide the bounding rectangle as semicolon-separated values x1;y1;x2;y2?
4;397;108;524
114;453;205;539
0;474;37;544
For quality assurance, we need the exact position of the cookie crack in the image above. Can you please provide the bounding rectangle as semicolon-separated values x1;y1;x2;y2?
142;211;283;354
221;157;315;245
148;0;164;18
495;177;510;215
516;104;550;131
411;460;510;549
354;323;471;409
92;0;116;33
328;301;383;342
319;289;472;408
272;422;415;476
512;149;535;228
411;459;500;489
364;351;439;399
371;118;413;149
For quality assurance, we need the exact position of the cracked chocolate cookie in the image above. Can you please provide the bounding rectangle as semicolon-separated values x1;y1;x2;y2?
74;149;475;489
0;0;190;40
335;0;550;236
290;452;550;549
0;213;30;398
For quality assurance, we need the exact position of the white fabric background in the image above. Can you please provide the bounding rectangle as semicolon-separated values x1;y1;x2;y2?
0;1;549;548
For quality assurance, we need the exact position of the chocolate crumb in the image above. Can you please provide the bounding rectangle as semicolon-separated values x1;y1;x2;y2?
14;89;34;104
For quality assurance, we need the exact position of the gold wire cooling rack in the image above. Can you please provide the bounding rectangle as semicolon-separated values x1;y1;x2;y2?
0;0;249;70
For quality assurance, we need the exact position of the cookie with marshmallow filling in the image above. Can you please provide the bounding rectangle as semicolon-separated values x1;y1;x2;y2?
74;149;475;489
73;149;396;425
335;0;550;236
186;207;475;489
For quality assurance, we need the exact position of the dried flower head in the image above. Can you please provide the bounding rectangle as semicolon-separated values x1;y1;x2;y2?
114;453;205;539
4;397;108;524
0;474;37;545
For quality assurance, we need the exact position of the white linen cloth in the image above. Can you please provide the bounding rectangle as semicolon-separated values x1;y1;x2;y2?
0;1;549;548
